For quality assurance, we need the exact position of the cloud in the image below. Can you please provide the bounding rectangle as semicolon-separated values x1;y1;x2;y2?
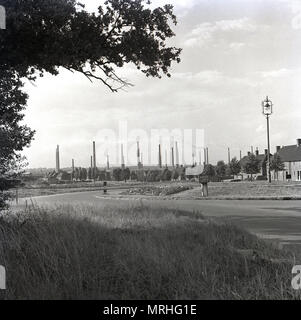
257;68;293;78
184;17;256;48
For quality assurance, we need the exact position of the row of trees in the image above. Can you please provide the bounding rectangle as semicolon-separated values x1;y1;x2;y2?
201;157;242;180
202;153;285;181
71;167;184;183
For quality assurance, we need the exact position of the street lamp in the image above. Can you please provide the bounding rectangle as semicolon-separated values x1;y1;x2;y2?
262;96;273;183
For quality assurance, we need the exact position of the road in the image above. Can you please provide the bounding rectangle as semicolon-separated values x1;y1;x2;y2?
17;191;301;247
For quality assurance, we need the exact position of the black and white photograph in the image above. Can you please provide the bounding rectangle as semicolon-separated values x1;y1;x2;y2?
1;0;301;308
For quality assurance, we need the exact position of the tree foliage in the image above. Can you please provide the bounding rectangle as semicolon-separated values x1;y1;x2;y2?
202;164;216;177
0;0;181;207
229;157;241;176
0;70;35;208
242;154;260;180
216;160;226;177
270;153;285;172
270;153;284;181
0;0;181;92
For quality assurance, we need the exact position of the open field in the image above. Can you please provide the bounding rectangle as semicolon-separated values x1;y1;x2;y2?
16;181;143;199
1;204;301;300
16;180;301;201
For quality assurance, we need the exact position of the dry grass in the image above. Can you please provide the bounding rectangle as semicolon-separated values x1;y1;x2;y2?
0;204;300;300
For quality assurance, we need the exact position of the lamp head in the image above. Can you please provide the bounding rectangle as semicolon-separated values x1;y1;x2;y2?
262;96;273;115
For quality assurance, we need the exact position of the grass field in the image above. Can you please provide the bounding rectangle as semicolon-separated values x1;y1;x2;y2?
16;181;301;200
176;181;301;199
0;204;300;300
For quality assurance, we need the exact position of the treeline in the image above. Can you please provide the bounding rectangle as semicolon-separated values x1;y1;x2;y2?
70;167;186;183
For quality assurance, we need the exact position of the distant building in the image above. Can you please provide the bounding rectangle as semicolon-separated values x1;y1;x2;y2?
271;139;301;182
185;165;204;180
46;170;71;184
240;149;270;180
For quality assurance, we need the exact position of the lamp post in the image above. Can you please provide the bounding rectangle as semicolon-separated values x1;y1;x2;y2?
262;96;273;183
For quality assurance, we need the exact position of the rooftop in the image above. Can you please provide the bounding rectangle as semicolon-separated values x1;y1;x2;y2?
277;144;301;162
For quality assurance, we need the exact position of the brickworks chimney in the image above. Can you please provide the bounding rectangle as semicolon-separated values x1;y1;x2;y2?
158;144;162;168
171;147;175;168
55;145;60;173
175;142;179;167
121;144;125;169
71;159;75;181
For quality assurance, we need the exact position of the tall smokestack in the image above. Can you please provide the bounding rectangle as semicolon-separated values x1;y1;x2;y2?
93;141;96;180
107;155;110;170
206;147;209;165
204;148;207;166
240;150;242;161
55;145;60;173
228;147;231;164
121;144;125;169
158;144;162;168
175;142;179;167
171;147;175;168
137;141;140;167
165;149;168;167
71;159;75;181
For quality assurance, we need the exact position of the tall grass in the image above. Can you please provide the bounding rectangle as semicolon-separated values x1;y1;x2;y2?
0;204;299;300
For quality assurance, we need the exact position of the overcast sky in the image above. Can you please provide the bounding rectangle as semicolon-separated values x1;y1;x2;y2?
23;0;301;168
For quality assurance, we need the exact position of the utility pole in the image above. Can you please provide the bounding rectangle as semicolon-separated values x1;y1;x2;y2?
262;96;273;183
93;141;96;181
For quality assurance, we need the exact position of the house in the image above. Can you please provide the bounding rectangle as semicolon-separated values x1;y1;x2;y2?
240;149;270;180
185;165;204;180
46;170;71;184
271;139;301;182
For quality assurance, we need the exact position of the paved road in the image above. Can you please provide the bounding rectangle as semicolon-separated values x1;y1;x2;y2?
17;191;301;247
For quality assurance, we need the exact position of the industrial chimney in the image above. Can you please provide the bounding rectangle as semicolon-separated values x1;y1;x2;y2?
71;159;75;181
175;142;179;167
171;147;175;168
121;144;125;169
107;155;110;170
55;145;60;173
158;144;162;168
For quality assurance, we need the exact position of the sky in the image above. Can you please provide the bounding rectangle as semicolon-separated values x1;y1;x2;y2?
22;0;301;168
